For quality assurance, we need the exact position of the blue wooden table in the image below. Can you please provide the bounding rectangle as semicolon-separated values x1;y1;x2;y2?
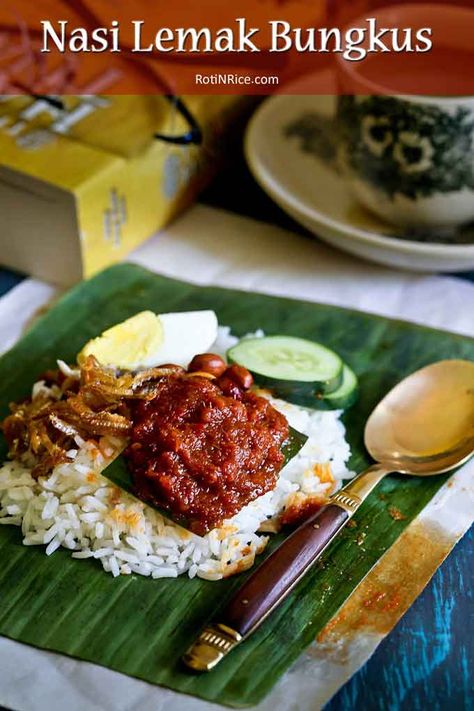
1;206;472;708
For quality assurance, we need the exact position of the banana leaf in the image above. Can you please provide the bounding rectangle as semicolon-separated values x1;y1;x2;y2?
0;264;472;707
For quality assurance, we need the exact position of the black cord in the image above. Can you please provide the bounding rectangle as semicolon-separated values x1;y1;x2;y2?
154;95;203;146
30;94;65;111
24;94;203;146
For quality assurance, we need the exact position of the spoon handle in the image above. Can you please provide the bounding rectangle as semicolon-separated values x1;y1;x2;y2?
183;464;391;672
222;503;350;631
182;503;350;671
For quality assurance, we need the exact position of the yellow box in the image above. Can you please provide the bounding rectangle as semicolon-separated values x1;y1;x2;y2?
0;95;252;284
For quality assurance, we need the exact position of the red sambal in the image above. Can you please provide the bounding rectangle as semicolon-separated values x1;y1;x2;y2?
125;359;289;535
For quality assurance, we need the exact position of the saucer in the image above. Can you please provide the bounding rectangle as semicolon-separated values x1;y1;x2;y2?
244;73;474;272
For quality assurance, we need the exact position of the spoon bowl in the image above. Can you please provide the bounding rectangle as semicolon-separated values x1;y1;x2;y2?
365;360;474;475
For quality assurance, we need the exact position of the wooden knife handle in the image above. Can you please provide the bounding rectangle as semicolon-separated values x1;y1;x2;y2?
221;504;349;637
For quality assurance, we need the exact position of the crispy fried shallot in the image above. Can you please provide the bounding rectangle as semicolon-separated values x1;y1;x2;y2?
1;356;181;478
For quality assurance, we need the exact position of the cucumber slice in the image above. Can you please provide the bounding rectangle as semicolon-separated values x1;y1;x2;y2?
260;364;358;411
228;336;343;398
318;365;358;410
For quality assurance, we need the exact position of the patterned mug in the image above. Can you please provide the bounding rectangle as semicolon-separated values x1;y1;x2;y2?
337;94;474;230
335;4;474;230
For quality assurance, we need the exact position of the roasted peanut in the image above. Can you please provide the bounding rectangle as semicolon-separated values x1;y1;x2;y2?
188;353;227;377
225;364;254;390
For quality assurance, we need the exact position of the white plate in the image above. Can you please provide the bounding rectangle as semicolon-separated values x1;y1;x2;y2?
245;75;474;272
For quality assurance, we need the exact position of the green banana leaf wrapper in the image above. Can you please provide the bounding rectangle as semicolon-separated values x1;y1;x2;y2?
0;264;473;707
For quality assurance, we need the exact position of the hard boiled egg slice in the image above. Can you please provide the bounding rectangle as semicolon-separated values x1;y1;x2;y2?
78;310;218;370
156;310;218;367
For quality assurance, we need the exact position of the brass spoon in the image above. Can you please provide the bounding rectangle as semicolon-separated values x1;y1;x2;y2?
184;359;474;671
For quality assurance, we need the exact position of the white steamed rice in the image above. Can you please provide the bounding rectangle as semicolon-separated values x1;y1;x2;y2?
0;327;354;581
